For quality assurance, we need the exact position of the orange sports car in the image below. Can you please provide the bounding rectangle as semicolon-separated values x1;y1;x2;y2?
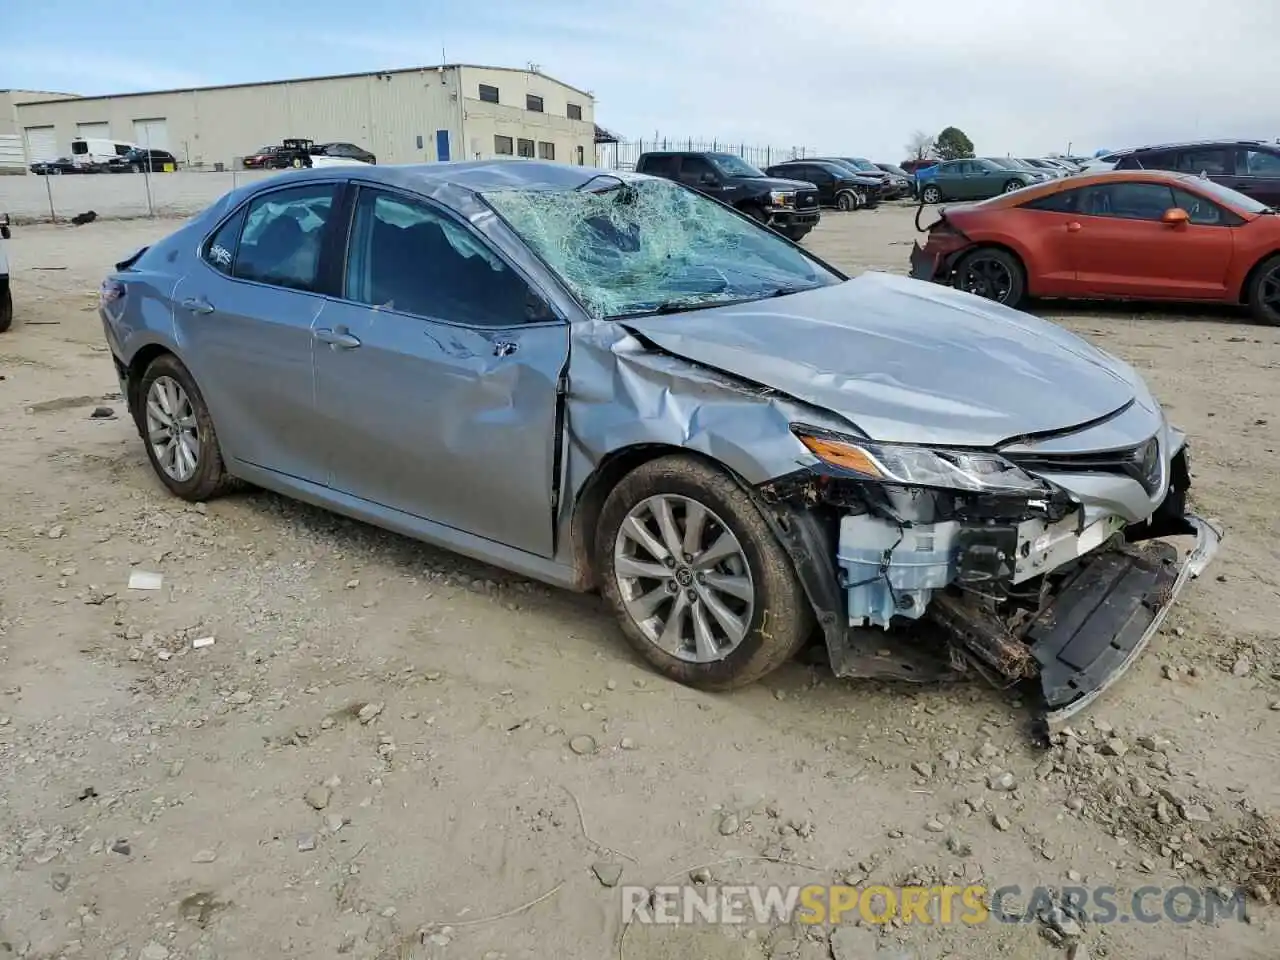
909;169;1280;325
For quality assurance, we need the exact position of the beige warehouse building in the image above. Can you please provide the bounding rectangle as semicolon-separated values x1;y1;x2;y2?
8;64;598;171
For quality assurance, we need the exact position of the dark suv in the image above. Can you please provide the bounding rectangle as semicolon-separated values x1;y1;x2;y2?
634;151;821;241
766;160;883;210
1114;140;1280;207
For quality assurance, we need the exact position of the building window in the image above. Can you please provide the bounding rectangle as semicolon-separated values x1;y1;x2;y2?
538;141;555;161
567;103;582;121
517;138;534;158
576;145;585;165
479;84;499;104
526;94;544;113
494;135;514;156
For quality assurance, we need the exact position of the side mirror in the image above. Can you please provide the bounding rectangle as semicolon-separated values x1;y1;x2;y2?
699;172;718;185
1161;207;1190;226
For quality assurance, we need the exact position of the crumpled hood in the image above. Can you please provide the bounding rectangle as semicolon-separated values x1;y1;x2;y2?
620;272;1145;448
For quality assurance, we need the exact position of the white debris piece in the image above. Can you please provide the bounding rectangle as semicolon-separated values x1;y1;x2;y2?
192;636;215;649
128;570;164;591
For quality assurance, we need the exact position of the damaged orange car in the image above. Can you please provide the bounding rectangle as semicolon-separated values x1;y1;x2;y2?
909;169;1280;325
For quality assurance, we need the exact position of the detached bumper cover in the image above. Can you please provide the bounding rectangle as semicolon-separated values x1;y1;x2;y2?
1036;514;1221;730
909;241;940;282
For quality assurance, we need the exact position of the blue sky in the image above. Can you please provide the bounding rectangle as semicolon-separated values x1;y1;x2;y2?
7;0;1279;161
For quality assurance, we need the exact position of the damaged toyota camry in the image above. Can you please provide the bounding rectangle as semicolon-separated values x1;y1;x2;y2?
98;161;1221;728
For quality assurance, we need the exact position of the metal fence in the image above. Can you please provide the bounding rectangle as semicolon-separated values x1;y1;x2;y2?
598;138;814;172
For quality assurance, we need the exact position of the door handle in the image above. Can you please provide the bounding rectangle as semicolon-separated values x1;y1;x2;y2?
181;297;214;315
1066;221;1082;233
314;327;362;349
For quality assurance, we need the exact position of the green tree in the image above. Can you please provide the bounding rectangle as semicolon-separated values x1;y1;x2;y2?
935;126;975;161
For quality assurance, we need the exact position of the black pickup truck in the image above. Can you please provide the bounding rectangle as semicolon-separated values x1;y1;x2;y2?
634;151;821;241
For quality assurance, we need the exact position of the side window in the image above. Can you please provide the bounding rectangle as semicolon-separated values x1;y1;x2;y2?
678;155;717;183
1023;189;1082;213
344;189;550;327
806;165;833;184
517;138;534;158
1176;149;1228;175
1239;149;1280;178
1080;182;1176;220
537;141;555;160
1172;188;1231;226
478;84;499;104
202;206;248;275
494;135;514;156
639;154;676;177
233;183;337;291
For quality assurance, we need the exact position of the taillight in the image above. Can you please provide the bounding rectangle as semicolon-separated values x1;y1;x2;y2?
99;279;126;306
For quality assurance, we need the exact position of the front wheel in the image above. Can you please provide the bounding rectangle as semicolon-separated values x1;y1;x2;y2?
1003;179;1024;194
920;184;942;204
137;354;237;501
0;284;12;333
596;455;813;690
952;247;1027;308
1248;254;1280;326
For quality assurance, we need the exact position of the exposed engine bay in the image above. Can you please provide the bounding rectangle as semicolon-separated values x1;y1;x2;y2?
757;439;1221;734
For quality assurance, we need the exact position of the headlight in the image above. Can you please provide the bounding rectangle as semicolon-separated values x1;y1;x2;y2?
795;431;1048;495
768;190;796;207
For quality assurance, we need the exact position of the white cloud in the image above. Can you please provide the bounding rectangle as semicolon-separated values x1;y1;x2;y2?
316;0;1280;161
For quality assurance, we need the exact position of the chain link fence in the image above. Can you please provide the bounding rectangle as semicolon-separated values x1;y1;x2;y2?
597;137;814;172
0;169;278;223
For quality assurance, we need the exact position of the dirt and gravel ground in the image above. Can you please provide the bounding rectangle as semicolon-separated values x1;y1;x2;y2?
1;204;1278;960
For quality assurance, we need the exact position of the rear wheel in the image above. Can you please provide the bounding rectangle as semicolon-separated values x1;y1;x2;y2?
952;247;1027;308
137;354;237;501
1247;254;1280;326
1003;179;1024;194
596;455;813;690
921;184;942;204
836;191;857;211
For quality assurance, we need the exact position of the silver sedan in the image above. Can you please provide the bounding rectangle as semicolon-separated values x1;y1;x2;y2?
98;161;1219;728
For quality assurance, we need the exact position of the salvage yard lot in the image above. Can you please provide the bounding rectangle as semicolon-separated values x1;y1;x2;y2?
1;205;1279;960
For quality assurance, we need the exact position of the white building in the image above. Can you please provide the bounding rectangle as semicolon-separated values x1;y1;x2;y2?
9;64;598;171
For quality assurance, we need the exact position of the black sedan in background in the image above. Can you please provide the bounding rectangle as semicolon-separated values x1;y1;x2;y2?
29;157;82;175
107;148;178;173
313;142;377;164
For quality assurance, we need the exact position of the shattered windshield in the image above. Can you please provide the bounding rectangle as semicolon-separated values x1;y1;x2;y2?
708;153;766;178
482;178;841;319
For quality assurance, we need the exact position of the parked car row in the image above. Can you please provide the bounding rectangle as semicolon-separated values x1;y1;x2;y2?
1076;138;1280;208
242;139;376;169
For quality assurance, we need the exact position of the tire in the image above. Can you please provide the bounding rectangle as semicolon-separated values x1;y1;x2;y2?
595;454;814;690
130;163;141;174
836;191;856;212
784;227;810;243
1247;253;1280;326
1003;179;1024;194
291;157;303;169
0;284;12;334
952;247;1027;308
136;354;237;501
921;184;942;204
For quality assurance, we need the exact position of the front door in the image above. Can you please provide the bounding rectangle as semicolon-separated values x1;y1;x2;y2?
676;155;724;200
313;185;569;558
175;181;342;483
1066;181;1235;299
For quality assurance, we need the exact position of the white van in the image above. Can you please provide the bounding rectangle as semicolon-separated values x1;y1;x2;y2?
71;137;142;171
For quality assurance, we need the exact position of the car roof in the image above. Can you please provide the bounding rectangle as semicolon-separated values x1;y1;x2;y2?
1131;138;1271;153
227;160;644;203
953;168;1254;211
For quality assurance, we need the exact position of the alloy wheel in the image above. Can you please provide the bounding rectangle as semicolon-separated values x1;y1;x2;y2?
1004;180;1023;193
922;186;940;203
612;494;755;663
146;376;200;482
958;255;1015;302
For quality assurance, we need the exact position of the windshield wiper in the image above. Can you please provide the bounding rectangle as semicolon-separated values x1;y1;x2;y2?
611;286;808;320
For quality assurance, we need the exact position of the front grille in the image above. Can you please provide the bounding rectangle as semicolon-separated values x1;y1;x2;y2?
797;190;818;209
1006;437;1163;495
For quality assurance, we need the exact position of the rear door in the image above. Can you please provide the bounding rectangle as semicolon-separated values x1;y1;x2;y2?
311;185;570;558
1227;147;1280;208
175;181;343;483
1066;181;1235;299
